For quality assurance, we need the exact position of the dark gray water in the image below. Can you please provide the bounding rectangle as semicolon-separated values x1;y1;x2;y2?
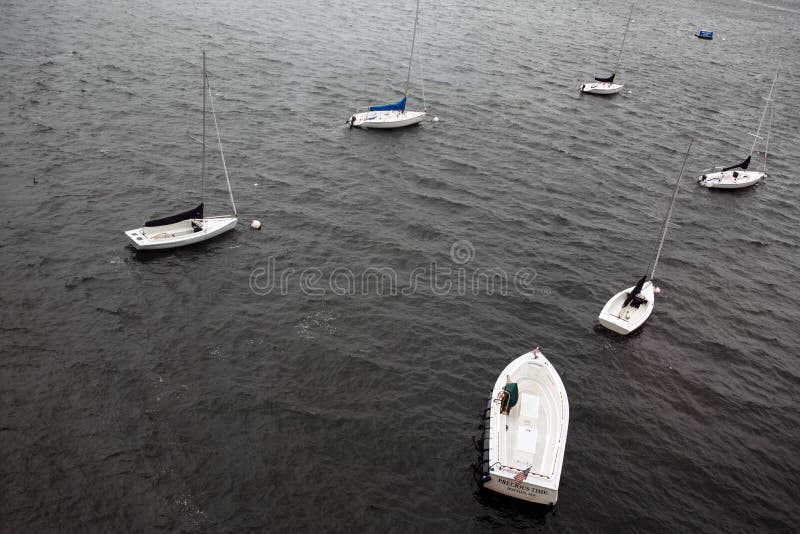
2;0;799;531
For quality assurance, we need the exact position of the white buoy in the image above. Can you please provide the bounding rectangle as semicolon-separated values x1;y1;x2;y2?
254;182;258;186
250;220;262;230
654;286;661;294
432;116;439;122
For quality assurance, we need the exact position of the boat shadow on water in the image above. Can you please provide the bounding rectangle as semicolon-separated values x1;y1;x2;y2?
592;321;648;339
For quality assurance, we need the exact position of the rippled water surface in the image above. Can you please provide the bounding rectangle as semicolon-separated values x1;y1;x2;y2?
2;0;799;531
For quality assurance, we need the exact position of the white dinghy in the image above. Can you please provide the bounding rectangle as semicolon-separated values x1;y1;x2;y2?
598;141;692;335
125;52;238;251
479;348;569;505
347;0;427;129
580;3;634;96
699;64;779;190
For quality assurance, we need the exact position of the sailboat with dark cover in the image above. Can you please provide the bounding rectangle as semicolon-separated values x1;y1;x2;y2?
598;141;692;335
125;52;238;250
580;4;634;95
699;63;779;190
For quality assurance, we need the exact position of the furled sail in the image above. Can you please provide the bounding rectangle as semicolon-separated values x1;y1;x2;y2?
594;73;615;83
369;96;407;112
145;203;204;227
721;156;751;172
622;275;647;308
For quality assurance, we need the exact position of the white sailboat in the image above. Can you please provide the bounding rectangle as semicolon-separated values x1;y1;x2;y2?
580;4;634;95
479;348;569;505
125;52;238;250
699;64;779;190
598;141;692;335
347;0;426;129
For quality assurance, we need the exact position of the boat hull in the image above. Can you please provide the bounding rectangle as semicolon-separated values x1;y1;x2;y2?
698;170;764;189
598;282;655;335
580;82;624;95
125;216;238;250
481;349;569;505
348;110;425;129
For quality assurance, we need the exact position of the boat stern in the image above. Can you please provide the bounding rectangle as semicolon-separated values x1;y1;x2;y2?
124;228;147;250
482;470;560;506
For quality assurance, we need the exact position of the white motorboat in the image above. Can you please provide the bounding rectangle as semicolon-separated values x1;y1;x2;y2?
580;4;634;96
479;348;569;505
347;0;427;129
125;52;239;251
598;140;692;335
699;63;779;190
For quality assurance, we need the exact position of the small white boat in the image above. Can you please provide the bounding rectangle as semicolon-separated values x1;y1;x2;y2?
125;52;239;251
598;140;692;335
699;63;779;190
347;0;427;129
698;167;765;190
580;4;633;96
125;208;238;251
479;348;569;505
579;80;625;95
598;275;655;335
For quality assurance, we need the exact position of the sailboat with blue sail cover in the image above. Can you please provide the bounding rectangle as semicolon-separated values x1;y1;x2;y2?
347;0;426;129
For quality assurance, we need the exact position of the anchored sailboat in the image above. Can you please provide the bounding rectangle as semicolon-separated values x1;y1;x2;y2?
347;0;426;129
699;63;779;190
125;52;238;250
580;4;634;95
598;140;692;335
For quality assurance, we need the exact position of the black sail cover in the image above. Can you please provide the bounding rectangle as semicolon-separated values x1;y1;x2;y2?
145;203;204;227
594;73;615;83
721;156;751;172
622;275;647;308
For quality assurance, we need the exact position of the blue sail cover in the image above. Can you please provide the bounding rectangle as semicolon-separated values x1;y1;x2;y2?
369;96;406;112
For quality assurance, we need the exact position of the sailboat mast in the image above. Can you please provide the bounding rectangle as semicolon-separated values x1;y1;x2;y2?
749;62;780;157
206;74;238;217
201;50;207;206
649;139;692;282
404;0;421;97
614;3;634;76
